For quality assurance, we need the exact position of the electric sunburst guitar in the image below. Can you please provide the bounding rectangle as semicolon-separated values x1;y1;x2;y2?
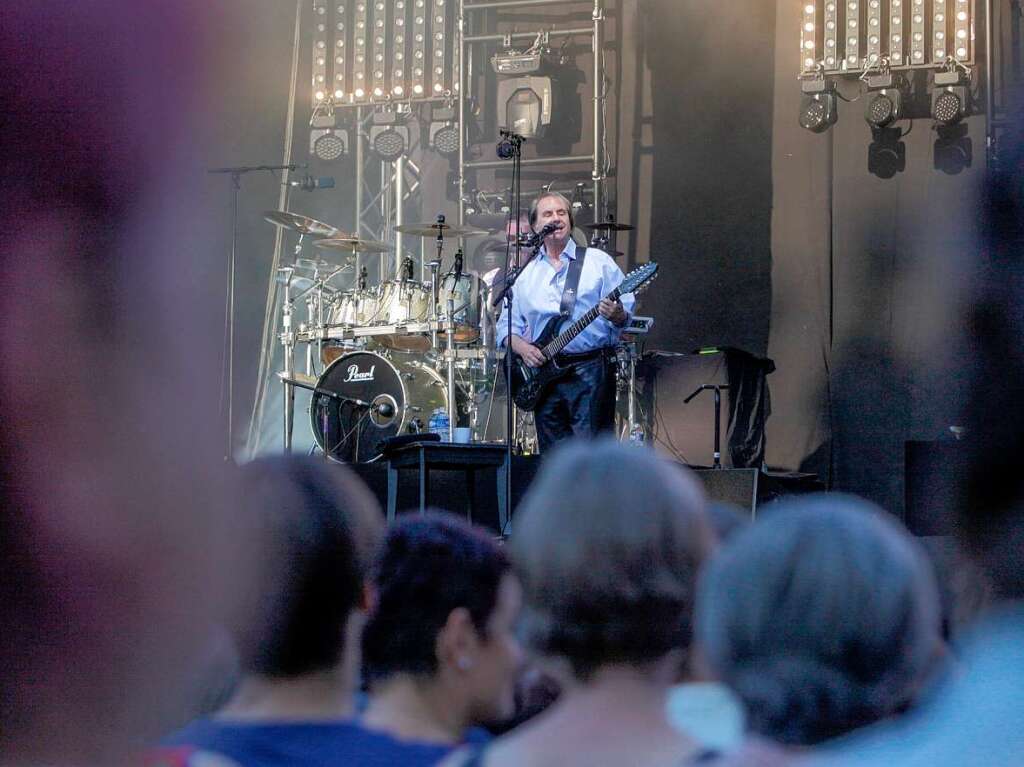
509;261;658;412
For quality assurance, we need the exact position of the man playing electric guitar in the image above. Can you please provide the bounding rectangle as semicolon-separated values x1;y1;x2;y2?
495;191;635;452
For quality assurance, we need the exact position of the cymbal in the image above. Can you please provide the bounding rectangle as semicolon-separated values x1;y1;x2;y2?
582;220;635;232
263;210;342;237
314;237;392;254
394;222;489;238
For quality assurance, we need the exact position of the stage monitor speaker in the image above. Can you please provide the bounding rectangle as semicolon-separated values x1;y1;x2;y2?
692;467;825;517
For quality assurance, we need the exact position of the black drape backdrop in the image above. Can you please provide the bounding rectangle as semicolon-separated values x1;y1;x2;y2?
641;0;776;358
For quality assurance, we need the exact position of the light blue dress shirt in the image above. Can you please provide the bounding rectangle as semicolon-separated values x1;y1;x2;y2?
495;239;635;354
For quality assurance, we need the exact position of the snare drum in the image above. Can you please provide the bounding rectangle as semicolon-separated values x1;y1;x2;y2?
310;350;448;462
437;273;481;343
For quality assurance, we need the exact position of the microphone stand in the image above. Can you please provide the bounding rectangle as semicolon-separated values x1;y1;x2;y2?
497;131;525;533
207;162;302;462
684;384;730;469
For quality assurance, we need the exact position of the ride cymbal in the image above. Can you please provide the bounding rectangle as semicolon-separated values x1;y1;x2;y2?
394;222;489;237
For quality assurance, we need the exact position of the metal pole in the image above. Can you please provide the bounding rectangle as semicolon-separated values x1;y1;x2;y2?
464;154;594;170
446;297;457;441
592;0;604;220
458;0;467;227
355;105;364;278
281;271;295;453
395;154;405;276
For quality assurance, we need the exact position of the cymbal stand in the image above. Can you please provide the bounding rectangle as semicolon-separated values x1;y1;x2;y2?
429;213;445;350
445;296;457;441
280;267;296;453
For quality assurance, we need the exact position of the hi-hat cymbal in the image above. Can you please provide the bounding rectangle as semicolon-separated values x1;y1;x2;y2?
263;210;342;237
395;222;489;238
582;220;635;232
314;236;393;254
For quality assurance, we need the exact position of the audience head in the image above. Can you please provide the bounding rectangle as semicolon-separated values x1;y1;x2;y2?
0;3;247;762
235;456;383;679
510;439;713;680
696;494;942;746
362;512;522;724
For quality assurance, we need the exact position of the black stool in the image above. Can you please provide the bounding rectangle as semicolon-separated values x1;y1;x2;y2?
385;443;508;529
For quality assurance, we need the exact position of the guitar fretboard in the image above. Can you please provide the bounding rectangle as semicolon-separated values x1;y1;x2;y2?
541;287;623;358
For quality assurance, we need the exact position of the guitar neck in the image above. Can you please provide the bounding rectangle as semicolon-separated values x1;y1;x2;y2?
541;287;622;358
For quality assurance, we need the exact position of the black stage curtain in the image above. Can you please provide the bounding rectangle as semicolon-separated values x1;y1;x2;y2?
641;0;776;358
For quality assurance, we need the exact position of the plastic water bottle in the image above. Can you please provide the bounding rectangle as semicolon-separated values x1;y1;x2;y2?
428;408;450;438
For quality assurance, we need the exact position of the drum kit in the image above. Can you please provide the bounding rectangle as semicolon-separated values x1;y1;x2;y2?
268;209;517;461
268;209;643;462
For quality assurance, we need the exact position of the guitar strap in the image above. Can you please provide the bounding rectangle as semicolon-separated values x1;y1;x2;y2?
557;246;587;324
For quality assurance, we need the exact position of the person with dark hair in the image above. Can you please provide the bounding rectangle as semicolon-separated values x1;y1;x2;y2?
359;512;522;752
154;457;469;767
694;494;943;764
495;192;634;452
445;438;714;767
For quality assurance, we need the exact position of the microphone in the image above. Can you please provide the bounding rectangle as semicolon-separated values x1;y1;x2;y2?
496;130;524;159
453;247;463;285
374;401;396;418
521;221;561;248
288;174;336;191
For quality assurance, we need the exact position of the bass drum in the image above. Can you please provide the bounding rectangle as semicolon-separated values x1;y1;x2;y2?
310;351;447;463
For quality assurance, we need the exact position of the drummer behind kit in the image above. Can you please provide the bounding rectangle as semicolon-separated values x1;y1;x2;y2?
264;210;654;461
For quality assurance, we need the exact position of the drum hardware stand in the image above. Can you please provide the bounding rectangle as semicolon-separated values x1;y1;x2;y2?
207;161;302;462
445;296;458;441
495;129;526;529
684;384;730;469
280;267;296;453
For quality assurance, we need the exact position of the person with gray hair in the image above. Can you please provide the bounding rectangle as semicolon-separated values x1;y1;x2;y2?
494;192;634;452
694;494;943;763
444;438;715;767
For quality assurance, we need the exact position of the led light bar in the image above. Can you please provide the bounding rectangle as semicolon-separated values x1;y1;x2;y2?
313;0;330;106
866;0;882;65
800;0;973;74
802;2;818;72
845;0;861;69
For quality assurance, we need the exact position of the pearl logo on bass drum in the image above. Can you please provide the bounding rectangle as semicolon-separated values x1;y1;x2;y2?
344;364;376;382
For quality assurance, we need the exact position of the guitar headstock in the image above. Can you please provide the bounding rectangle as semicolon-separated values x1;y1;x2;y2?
618;261;658;296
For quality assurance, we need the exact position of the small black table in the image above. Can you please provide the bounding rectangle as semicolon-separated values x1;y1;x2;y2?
385;442;509;529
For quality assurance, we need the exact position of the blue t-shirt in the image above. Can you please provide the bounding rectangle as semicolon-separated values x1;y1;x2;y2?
155;718;459;767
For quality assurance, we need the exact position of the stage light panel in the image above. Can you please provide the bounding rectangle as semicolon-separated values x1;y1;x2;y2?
890;0;903;64
802;2;818;72
844;0;861;68
353;1;368;102
801;0;974;75
313;0;330;107
911;0;926;63
953;0;970;60
932;0;947;62
392;0;406;96
866;0;882;65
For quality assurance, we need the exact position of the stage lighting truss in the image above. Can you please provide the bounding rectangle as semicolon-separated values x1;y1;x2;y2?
799;0;974;76
311;0;457;109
